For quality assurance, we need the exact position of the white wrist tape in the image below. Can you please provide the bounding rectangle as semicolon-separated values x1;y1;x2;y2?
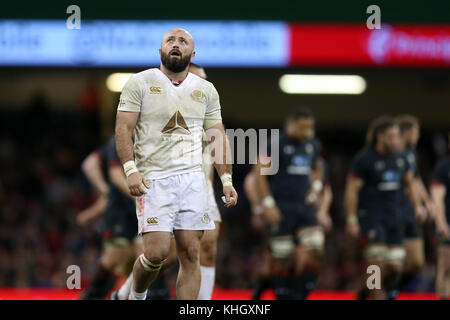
220;173;233;187
262;196;276;208
312;180;323;192
123;160;138;177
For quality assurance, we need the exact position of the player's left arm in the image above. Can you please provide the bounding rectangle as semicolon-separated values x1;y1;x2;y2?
206;122;237;208
403;170;427;223
203;84;237;207
414;177;435;219
306;155;324;205
317;183;333;231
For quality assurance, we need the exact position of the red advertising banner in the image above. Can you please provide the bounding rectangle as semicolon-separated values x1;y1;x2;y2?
289;23;450;67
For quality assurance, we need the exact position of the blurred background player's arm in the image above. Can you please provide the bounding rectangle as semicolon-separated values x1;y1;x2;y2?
244;171;265;231
414;177;435;220
109;165;133;198
306;158;324;205
76;196;107;226
404;171;427;223
431;179;450;240
77;150;109;226
317;183;333;232
252;155;281;225
81;151;109;196
344;173;363;237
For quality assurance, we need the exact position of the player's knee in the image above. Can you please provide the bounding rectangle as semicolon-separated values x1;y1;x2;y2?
142;247;169;266
364;245;388;264
270;235;295;259
296;228;325;251
179;244;201;265
385;247;406;272
138;253;165;272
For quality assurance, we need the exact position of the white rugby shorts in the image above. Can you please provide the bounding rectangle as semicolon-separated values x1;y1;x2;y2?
136;171;216;234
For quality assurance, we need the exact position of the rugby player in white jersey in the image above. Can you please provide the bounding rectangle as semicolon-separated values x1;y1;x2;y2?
115;28;237;300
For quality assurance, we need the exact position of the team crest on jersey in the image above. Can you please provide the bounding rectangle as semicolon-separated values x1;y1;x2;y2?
375;161;385;171
283;145;295;155
305;143;314;155
147;217;159;224
149;86;163;94
396;158;405;169
190;90;206;103
161;111;191;134
407;153;415;165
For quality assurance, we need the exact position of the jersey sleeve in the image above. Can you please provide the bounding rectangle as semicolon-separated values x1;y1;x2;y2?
431;160;448;186
349;151;369;181
204;84;223;130
312;139;322;164
117;75;142;113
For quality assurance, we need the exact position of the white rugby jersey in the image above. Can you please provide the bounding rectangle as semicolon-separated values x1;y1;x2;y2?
117;68;222;180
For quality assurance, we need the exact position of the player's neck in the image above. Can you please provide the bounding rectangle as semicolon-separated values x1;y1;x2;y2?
159;64;189;83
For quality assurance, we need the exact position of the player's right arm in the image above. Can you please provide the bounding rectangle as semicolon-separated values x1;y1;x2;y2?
430;162;450;239
115;111;149;196
252;155;282;225
114;75;149;197
344;173;363;237
431;182;449;239
345;153;366;238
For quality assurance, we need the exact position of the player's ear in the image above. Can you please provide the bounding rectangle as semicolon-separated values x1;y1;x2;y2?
159;48;162;56
190;51;196;61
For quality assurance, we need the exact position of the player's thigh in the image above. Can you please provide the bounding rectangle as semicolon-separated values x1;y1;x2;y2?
141;231;172;261
404;238;424;270
437;244;450;272
201;222;220;250
174;229;204;261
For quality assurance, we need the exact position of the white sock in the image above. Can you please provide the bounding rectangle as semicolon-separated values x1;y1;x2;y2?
128;286;147;300
197;265;215;300
118;273;133;300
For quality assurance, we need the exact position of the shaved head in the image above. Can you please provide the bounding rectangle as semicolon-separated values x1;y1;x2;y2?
161;28;195;48
159;28;196;73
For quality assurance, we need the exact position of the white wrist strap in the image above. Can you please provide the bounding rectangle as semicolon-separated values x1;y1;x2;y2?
262;196;276;208
312;180;323;192
220;173;233;187
123;160;138;177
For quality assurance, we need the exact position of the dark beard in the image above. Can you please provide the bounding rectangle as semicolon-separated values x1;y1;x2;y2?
161;51;191;73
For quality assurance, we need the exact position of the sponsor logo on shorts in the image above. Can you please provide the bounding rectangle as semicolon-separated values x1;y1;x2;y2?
149;86;162;94
147;217;159;224
201;213;211;224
